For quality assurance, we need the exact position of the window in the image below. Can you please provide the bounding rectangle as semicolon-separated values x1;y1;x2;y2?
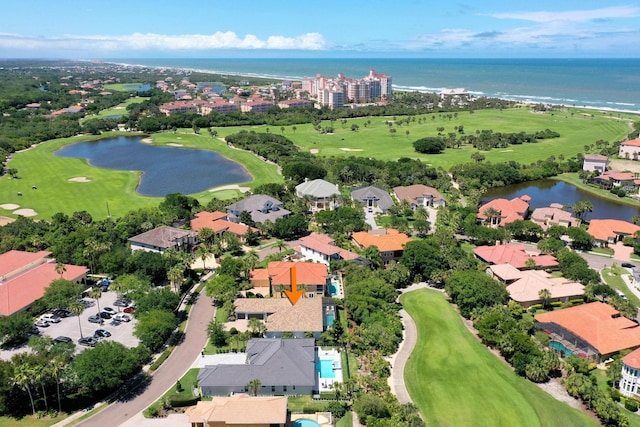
272;386;276;392
283;385;287;392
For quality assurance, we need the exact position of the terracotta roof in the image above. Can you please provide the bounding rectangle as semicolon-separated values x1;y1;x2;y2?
298;233;360;260
597;171;635;181
588;219;640;241
258;261;329;286
191;211;227;230
0;250;52;278
186;395;287;425
623;347;640;369
473;244;558;269
530;206;580;230
505;270;584;304
584;154;609;161
535;302;640;355
393;184;444;205
477;196;529;225
234;297;323;333
352;229;411;252
621;138;640;147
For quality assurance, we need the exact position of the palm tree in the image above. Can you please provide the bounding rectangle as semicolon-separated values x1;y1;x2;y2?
195;244;212;270
89;286;102;317
247;378;261;396
243;251;259;280
274;240;287;252
33;364;49;412
525;258;537;270
69;300;86;338
168;265;185;293
55;261;66;278
50;356;68;413
12;361;36;416
482;207;501;226
247;318;266;337
539;288;552;308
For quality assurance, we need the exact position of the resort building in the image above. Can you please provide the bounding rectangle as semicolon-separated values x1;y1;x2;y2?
159;100;200;115
198;338;316;396
618;138;640;160
620;348;640;398
473;243;559;270
185;395;287;427
296;233;363;266
488;264;584;308
227;195;291;225
393;184;446;209
476;196;530;227
530;204;580;230
277;99;313;109
200;99;238;114
587;219;640;246
249;261;329;299
351;229;412;266
535;302;640;361
582;154;608;173
295;179;341;212
0;250;88;316
128;226;198;254
351;186;395;213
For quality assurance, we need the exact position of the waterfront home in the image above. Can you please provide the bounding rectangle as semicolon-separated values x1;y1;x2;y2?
295;179;341;212
393;184;446;209
234;297;329;338
535;302;640;362
185;395;287;427
227;195;290;225
297;233;363;266
128;226;197;254
249;261;329;298
618;138;640;160
583;154;609;173
620;348;640;398
351;185;395;213
191;211;259;241
476;196;530;227
530;204;580;230
198;338;316;396
351;229;411;266
590;170;640;193
0;250;88;316
587;219;640;246
473;243;558;270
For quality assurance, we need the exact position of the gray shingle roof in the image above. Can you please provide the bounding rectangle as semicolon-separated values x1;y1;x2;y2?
351;186;395;211
227;194;291;224
295;179;340;198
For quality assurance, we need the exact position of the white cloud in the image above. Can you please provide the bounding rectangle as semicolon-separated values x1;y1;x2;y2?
0;31;328;51
488;6;640;23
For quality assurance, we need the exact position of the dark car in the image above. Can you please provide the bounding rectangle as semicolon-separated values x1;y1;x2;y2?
93;329;111;339
53;308;72;318
99;311;112;319
88;314;103;324
622;262;636;268
78;337;97;347
54;336;72;344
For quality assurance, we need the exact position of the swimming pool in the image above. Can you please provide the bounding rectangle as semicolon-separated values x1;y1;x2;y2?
324;312;335;327
293;419;322;427
328;282;339;296
549;340;575;357
317;359;336;378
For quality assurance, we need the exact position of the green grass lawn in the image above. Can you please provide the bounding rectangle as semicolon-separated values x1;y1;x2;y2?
80;97;145;123
0;415;67;427
401;288;597;427
601;266;640;307
335;413;353;427
102;83;149;92
0;129;281;220
213;108;631;169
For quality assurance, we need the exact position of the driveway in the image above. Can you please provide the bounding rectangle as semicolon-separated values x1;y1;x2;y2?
364;208;379;230
74;289;214;427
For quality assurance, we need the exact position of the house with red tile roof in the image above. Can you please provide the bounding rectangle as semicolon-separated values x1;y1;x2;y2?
473;243;558;270
249;261;329;298
618;138;640;160
185;394;287;427
535;302;640;361
488;264;584;308
591;170;640;192
0;250;88;316
587;219;640;246
477;196;530;227
191;211;259;241
393;184;446;209
530;204;580;230
621;348;640;397
351;229;411;266
297;233;363;266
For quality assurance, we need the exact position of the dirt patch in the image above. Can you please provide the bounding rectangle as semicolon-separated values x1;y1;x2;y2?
609;159;640;174
310;148;319;154
68;176;91;182
13;208;37;217
339;148;364;152
0;203;20;210
167;143;184;147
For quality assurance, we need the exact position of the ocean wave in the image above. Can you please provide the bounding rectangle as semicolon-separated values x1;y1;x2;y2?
393;84;484;95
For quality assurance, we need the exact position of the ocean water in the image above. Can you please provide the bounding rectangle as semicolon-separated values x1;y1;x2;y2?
112;58;640;113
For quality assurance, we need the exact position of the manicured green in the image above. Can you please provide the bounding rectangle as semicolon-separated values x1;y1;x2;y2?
102;83;148;92
602;266;640;307
0;129;281;220
287;395;331;413
401;288;597;427
335;413;354;427
80;97;145;123
216;108;630;169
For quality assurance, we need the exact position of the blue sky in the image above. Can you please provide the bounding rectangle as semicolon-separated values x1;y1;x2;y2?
1;0;639;58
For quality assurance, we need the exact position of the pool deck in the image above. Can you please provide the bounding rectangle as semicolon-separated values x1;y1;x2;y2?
291;412;333;427
316;348;343;393
329;276;344;299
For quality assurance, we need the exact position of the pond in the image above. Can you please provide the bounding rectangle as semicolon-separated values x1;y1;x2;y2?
482;179;640;222
54;136;251;197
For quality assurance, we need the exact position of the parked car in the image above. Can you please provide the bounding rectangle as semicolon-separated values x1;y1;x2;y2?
113;313;132;323
78;337;97;347
109;319;121;327
102;307;116;314
93;329;111;339
41;313;61;323
88;314;103;324
30;325;41;335
78;298;94;308
34;319;49;328
622;262;636;268
113;299;130;307
123;307;136;314
54;336;72;344
53;308;72;318
99;311;112;319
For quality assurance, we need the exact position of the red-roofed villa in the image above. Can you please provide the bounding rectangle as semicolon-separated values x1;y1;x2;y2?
621;348;640;397
477;196;530;227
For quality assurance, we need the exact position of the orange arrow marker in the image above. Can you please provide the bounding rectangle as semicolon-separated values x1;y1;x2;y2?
284;265;304;305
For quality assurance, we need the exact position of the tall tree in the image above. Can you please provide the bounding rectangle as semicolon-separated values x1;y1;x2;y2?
247;378;261;396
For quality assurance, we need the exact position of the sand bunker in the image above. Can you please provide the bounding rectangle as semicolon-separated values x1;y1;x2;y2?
69;177;91;182
14;208;37;217
0;203;20;210
0;216;15;226
209;184;251;193
500;150;514;153
310;148;319;154
142;138;153;143
167;143;184;147
340;148;364;152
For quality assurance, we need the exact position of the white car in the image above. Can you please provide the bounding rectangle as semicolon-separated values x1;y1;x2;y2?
113;313;132;322
41;313;61;323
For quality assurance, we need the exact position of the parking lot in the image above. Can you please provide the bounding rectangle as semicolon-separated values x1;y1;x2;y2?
1;290;139;360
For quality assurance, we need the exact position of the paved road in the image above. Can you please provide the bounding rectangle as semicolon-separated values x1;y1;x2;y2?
77;289;214;427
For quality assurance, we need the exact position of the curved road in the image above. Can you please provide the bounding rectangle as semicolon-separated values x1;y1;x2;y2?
77;290;214;427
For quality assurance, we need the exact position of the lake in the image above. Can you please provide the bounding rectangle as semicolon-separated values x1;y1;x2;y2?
54;136;251;197
482;179;640;222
